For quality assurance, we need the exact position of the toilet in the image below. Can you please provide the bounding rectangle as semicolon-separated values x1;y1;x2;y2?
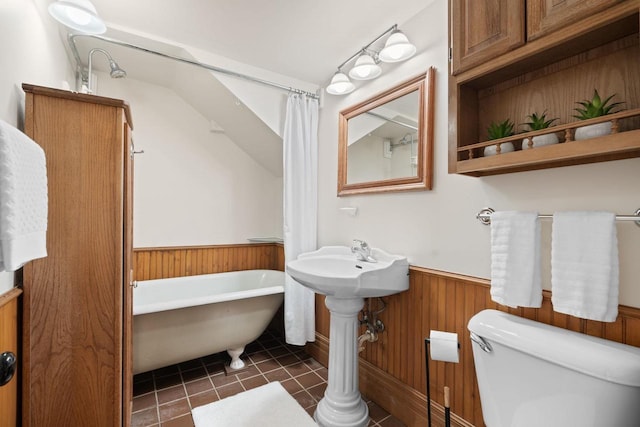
468;309;640;427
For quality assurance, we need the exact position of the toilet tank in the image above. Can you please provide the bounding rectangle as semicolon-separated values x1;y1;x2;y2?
468;309;640;427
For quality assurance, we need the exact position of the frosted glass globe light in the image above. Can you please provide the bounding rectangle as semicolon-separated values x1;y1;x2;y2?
348;53;382;80
48;0;107;34
379;30;416;63
326;72;355;95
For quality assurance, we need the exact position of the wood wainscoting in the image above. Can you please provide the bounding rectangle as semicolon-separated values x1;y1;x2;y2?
306;266;640;427
132;246;640;426
133;243;284;281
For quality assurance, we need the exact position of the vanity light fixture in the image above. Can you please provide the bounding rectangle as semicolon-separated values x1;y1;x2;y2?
379;29;417;63
325;24;416;95
348;51;382;81
326;71;356;95
48;0;106;34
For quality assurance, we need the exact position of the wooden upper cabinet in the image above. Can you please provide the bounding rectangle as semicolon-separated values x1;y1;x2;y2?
527;0;622;41
450;0;525;75
448;1;640;176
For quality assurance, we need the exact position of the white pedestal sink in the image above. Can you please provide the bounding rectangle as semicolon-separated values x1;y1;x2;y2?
287;246;409;427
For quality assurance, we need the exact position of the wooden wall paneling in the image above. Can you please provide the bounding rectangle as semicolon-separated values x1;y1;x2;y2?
604;317;624;343
132;243;282;281
412;273;424;389
452;279;466;419
624;316;640;347
276;244;285;271
148;241;640;426
309;267;640;427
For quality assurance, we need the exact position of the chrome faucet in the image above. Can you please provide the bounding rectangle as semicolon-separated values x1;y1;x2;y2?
351;239;377;263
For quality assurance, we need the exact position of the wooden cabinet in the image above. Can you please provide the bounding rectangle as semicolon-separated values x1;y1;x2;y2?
451;0;620;74
21;84;134;427
0;289;20;427
450;0;525;75
527;0;621;40
449;1;640;176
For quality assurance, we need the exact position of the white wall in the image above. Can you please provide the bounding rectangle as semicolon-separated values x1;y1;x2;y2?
0;0;74;295
317;2;640;307
96;75;283;247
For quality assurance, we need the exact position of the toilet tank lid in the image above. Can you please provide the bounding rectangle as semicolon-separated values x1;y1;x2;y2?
468;309;640;387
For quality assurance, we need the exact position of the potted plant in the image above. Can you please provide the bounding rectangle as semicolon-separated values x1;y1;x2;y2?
573;89;624;140
521;111;559;150
484;119;515;156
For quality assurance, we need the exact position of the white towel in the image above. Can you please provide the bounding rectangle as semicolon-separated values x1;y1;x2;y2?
490;211;542;308
0;119;48;271
551;211;618;322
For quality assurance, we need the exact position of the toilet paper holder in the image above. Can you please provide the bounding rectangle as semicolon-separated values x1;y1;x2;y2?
424;336;460;427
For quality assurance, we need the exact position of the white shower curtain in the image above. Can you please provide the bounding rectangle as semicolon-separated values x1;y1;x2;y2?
283;93;318;345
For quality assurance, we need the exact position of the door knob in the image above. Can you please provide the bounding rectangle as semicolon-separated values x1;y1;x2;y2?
0;351;16;386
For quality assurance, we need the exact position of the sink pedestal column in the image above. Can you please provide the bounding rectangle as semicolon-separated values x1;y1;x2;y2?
314;296;369;427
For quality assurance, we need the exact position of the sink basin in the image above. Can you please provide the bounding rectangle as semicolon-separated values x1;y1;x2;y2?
286;246;409;298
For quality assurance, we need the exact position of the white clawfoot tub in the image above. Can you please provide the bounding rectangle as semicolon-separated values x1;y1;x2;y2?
133;269;285;374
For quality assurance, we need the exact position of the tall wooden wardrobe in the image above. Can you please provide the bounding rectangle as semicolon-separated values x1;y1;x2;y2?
21;84;134;427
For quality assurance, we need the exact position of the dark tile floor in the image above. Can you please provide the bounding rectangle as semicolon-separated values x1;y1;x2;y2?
131;329;405;427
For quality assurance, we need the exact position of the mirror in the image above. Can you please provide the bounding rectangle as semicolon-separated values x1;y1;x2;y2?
338;68;435;196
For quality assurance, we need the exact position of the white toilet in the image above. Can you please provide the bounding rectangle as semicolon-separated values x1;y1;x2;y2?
468;309;640;427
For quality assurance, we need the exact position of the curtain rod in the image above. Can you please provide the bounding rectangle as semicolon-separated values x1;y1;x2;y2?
365;111;418;131
68;34;320;99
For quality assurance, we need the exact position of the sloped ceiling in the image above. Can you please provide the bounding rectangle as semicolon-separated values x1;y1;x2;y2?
73;33;284;176
56;0;433;176
86;0;431;85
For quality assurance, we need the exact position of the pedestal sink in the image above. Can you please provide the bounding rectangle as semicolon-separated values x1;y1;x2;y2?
287;246;409;427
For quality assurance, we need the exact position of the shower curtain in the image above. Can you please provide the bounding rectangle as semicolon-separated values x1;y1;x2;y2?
283;93;318;346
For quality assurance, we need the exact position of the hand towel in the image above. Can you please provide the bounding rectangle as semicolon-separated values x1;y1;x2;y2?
551;211;618;322
490;211;542;308
0;119;48;271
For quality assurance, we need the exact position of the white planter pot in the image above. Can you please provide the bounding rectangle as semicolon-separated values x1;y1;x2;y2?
521;133;559;150
574;121;612;140
484;142;515;157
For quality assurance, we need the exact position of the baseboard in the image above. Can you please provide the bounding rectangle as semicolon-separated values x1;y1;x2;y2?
306;334;475;427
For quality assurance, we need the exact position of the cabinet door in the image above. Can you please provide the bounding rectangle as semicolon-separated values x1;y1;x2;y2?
527;0;621;41
122;117;134;427
22;90;126;427
450;0;525;75
0;293;19;427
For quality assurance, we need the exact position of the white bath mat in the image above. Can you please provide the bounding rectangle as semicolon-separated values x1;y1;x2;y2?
191;381;318;427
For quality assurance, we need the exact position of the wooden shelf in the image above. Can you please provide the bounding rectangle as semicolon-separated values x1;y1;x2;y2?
448;3;640;177
456;129;640;176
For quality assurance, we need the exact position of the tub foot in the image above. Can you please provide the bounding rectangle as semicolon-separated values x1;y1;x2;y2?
227;347;246;370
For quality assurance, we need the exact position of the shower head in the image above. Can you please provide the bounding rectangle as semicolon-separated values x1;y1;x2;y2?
398;133;415;145
85;48;127;93
107;59;127;79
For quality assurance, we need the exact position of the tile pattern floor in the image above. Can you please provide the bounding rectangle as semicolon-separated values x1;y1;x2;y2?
132;329;405;427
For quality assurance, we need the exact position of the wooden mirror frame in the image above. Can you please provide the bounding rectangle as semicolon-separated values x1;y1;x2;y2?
337;67;435;196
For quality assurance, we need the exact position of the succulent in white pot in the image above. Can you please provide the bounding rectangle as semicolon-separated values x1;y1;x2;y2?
573;90;623;140
521;111;559;150
484;119;515;156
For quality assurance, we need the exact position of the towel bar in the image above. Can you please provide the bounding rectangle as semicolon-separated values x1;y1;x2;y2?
476;207;640;228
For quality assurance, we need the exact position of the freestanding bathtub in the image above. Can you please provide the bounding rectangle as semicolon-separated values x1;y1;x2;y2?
133;269;285;374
